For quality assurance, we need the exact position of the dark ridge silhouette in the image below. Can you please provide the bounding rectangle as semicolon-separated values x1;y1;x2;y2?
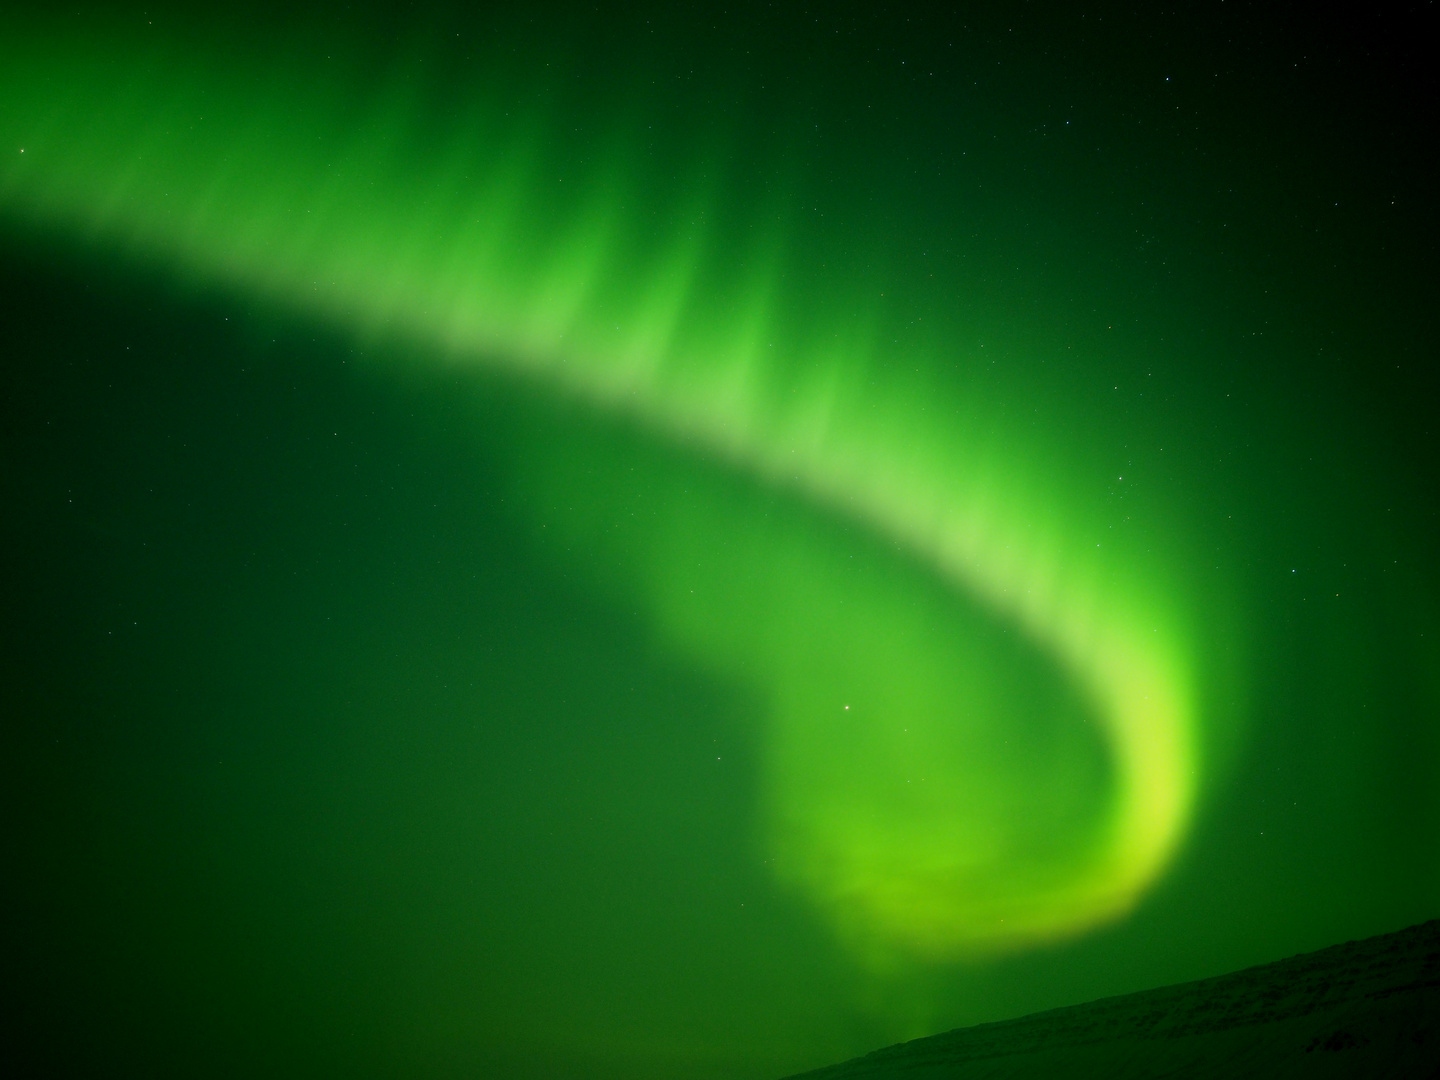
786;920;1440;1079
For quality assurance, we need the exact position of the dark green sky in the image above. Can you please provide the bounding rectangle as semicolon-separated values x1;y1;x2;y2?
3;3;1437;1077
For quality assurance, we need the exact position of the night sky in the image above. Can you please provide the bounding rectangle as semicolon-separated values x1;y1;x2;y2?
3;3;1437;1078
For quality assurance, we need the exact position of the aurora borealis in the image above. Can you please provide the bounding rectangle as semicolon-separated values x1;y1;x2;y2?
4;3;1437;1078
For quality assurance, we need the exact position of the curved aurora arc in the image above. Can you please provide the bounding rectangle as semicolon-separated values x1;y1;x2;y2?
0;22;1200;964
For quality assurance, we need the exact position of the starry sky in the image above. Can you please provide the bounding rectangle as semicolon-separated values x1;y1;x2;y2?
3;3;1437;1078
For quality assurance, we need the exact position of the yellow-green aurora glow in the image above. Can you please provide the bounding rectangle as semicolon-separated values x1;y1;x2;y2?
1;16;1205;963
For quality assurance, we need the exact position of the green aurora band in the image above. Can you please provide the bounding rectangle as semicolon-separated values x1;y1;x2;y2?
1;16;1212;964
